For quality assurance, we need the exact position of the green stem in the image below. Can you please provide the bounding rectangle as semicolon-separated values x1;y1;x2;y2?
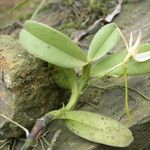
63;64;91;111
123;66;131;121
65;75;79;111
22;65;91;149
31;0;45;20
79;64;91;93
90;62;123;86
22;109;63;150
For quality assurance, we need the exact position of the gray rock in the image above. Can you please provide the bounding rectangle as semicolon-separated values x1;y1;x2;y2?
0;35;64;139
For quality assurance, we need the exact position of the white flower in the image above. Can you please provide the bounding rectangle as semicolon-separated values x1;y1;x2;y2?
134;51;150;62
126;31;150;62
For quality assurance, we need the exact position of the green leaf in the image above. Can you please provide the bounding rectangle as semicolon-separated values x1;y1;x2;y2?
9;0;31;14
91;44;150;77
87;23;120;62
52;67;76;89
19;20;87;68
59;111;133;147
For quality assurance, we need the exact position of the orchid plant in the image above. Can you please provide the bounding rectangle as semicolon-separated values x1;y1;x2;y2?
19;20;150;149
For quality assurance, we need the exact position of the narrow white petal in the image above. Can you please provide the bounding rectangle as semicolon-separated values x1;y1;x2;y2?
130;30;141;56
134;51;150;62
132;31;141;50
129;32;133;49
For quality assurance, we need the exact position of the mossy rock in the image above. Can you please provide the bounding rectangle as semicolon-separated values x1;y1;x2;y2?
0;35;65;139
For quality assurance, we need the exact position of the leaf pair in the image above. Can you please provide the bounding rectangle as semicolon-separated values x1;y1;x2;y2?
19;21;121;69
58;110;133;147
20;20;150;77
20;21;87;68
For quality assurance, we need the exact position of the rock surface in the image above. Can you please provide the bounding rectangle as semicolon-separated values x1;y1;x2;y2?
0;35;64;139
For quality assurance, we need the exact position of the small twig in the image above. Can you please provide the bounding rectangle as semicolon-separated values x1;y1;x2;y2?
0;139;7;143
118;94;139;121
42;127;51;137
72;18;104;42
0;114;29;138
105;0;123;23
41;137;51;148
8;144;10;150
11;139;17;150
123;67;131;121
31;0;45;20
49;130;61;150
0;140;11;149
72;0;123;42
39;138;46;150
43;130;61;150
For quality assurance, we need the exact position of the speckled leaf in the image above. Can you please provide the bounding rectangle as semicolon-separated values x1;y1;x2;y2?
19;20;87;68
87;23;120;62
91;44;150;77
59;111;133;147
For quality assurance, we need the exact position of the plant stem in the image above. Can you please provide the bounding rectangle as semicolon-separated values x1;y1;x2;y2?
22;109;63;150
31;0;45;20
65;72;79;111
107;62;123;75
79;64;91;93
123;66;131;121
90;62;123;85
65;64;91;110
22;79;79;150
22;64;91;149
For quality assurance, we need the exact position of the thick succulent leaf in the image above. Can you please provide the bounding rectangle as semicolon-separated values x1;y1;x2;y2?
19;20;87;68
87;23;120;62
52;67;76;89
91;44;150;77
24;20;86;61
59;111;133;147
19;29;87;68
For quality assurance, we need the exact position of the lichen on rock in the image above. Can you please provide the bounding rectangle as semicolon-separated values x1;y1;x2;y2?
0;35;63;139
